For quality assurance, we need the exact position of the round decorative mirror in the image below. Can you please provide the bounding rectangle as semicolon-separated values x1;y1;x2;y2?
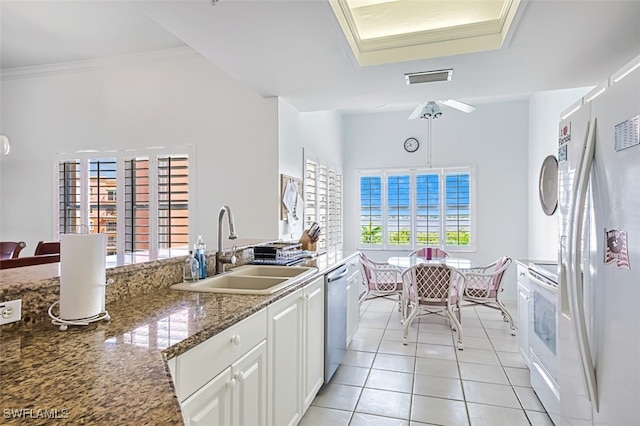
538;155;558;216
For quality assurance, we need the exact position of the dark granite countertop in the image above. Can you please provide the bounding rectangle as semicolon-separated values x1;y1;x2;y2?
0;251;358;425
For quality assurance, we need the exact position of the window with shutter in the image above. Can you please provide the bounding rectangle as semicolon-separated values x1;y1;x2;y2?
358;167;475;251
57;148;191;261
304;151;343;254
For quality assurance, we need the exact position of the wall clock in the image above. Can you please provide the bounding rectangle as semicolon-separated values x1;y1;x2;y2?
404;137;419;153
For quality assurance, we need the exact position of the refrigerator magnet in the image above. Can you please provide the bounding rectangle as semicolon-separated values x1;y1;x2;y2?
558;144;567;163
604;228;630;269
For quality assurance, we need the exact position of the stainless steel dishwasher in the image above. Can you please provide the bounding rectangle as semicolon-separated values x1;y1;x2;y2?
324;265;349;382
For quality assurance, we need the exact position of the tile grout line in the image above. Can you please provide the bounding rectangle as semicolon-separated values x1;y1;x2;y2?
319;299;539;425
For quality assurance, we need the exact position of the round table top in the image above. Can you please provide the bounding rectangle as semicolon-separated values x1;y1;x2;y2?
387;256;476;270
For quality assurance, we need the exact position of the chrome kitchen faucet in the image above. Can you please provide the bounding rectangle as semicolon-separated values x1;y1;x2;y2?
216;205;238;274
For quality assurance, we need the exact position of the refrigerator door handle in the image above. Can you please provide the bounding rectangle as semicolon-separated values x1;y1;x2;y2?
568;117;599;411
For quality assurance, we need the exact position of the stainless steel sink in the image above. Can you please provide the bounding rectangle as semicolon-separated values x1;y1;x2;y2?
170;264;317;295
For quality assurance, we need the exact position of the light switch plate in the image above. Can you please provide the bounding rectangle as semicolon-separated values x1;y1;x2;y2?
0;299;22;325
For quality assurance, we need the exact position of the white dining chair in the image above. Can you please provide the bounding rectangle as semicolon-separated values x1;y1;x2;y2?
460;256;516;335
358;252;404;312
401;263;466;350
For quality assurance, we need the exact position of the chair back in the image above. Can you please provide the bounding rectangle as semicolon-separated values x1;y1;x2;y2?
491;256;512;291
409;248;450;258
463;256;512;299
403;264;459;306
359;252;402;293
0;241;26;260
358;252;373;281
34;241;61;256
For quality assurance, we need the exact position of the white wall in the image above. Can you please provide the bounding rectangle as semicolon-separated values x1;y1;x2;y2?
0;50;279;254
343;101;530;300
277;99;343;241
527;87;591;261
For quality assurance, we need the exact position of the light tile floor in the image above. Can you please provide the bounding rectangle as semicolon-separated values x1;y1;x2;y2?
300;297;554;426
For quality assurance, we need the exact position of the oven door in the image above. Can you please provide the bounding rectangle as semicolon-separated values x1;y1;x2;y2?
528;270;560;424
528;271;559;381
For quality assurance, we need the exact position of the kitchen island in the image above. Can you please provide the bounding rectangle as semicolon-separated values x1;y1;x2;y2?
0;251;357;425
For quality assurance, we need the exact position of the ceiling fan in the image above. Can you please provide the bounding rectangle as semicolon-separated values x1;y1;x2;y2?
408;99;476;120
408;99;475;168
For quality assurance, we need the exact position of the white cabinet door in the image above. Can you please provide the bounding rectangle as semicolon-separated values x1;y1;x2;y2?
302;277;324;411
267;289;303;426
181;367;232;426
346;259;362;346
232;340;267;426
516;264;530;367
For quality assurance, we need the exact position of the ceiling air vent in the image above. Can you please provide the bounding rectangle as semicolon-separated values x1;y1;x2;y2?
404;69;453;85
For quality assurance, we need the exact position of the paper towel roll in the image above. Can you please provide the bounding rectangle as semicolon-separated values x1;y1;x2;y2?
60;233;107;320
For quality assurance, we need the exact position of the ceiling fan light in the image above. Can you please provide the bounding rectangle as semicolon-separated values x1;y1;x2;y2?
432;103;442;118
419;104;432;119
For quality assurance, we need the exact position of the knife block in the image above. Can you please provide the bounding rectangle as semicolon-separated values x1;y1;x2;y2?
299;231;317;252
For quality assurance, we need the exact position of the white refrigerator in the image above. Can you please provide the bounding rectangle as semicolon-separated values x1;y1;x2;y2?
558;54;640;425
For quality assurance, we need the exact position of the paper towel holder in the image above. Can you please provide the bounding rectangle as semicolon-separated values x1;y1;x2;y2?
48;227;114;331
48;279;113;331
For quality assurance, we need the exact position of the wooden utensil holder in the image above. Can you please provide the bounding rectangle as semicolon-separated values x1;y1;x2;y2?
299;231;317;252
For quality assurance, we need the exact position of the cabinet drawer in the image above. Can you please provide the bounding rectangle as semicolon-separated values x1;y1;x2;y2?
176;308;267;401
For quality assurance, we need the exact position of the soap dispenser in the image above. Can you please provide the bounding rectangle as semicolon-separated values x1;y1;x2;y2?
195;235;207;279
183;250;200;283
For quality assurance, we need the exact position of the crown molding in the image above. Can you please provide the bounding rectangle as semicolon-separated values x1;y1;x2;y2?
1;47;202;81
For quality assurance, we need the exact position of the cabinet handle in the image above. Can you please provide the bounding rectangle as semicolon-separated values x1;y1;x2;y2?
303;293;310;301
231;335;241;346
519;272;525;277
235;372;245;382
228;378;236;389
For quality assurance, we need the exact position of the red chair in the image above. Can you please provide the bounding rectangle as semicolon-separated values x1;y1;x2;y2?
0;241;26;260
34;241;61;256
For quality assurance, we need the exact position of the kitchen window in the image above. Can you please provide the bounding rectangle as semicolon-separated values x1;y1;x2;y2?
358;167;475;251
304;151;343;254
57;147;192;259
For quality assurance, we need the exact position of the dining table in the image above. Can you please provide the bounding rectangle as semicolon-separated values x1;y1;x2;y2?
387;255;477;271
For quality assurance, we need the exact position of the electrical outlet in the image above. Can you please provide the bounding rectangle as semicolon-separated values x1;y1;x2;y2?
0;299;21;325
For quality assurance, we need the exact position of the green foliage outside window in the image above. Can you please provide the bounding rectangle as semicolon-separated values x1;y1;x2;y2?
446;230;470;246
361;223;382;244
388;229;410;245
362;227;470;247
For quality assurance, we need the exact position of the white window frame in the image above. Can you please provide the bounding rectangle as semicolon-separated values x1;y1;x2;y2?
55;145;195;263
357;166;476;252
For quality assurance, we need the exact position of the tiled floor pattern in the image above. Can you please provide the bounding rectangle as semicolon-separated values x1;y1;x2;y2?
300;297;554;426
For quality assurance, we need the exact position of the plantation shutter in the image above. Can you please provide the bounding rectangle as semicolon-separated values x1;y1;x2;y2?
124;158;150;253
157;156;189;249
58;160;82;235
359;174;383;246
415;173;441;247
444;171;472;248
304;154;343;254
89;159;117;255
386;173;411;247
